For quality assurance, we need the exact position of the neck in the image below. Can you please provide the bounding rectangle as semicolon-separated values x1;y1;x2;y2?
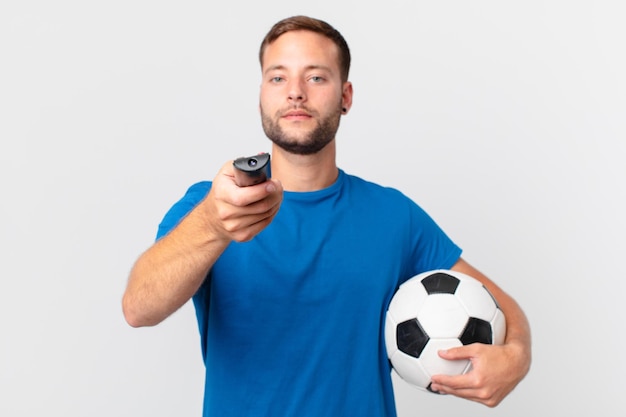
270;141;338;192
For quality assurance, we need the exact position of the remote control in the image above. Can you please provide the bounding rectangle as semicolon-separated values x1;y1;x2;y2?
233;153;271;187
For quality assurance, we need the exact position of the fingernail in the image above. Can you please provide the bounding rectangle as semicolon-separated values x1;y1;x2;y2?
266;183;276;192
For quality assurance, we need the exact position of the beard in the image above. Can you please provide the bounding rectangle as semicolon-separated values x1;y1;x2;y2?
261;101;342;155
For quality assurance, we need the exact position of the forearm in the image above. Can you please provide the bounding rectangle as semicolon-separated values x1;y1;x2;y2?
452;258;532;373
435;259;531;405
491;288;532;373
122;207;230;327
122;165;284;327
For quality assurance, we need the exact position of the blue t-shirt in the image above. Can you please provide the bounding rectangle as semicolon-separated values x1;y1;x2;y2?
157;170;462;417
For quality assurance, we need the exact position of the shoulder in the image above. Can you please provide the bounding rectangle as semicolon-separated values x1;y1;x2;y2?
173;180;212;209
341;171;440;227
342;172;415;206
156;181;212;239
183;181;212;200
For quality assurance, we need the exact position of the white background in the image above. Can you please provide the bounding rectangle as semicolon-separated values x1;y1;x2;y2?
1;1;625;416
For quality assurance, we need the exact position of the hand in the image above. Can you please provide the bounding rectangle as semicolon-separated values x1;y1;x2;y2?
202;160;283;243
429;341;529;407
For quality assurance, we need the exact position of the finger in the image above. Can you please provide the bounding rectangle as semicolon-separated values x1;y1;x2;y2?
429;383;482;403
437;346;470;361
430;379;502;408
226;197;282;242
220;174;282;209
431;370;476;390
234;180;283;214
430;374;483;402
236;190;283;224
438;342;487;361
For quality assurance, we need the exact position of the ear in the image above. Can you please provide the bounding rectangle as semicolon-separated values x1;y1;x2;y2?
341;81;353;114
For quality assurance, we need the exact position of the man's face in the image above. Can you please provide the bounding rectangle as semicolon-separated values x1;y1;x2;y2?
259;30;352;155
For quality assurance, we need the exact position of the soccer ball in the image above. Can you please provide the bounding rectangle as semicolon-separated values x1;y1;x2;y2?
384;269;506;393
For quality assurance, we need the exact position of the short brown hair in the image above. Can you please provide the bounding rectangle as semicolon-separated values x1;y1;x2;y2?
259;15;351;82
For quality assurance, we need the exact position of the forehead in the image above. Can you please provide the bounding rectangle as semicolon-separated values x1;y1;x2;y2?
262;30;340;73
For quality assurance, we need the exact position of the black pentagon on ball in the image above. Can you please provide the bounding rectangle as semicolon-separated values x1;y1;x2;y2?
421;272;460;295
460;317;493;345
427;383;443;395
397;318;430;358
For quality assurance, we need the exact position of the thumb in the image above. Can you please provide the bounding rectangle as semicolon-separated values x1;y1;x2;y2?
265;179;282;193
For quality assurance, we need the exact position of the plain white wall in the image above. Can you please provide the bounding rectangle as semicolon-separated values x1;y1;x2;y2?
1;1;625;416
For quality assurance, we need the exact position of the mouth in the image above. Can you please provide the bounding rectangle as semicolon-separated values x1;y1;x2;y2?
282;109;313;120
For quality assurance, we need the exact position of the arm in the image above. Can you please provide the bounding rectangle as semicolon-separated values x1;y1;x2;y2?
429;258;532;407
122;161;283;327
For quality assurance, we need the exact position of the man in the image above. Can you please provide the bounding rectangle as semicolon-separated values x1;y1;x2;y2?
123;15;531;417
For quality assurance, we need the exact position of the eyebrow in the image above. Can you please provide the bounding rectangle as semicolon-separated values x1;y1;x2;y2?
263;64;334;76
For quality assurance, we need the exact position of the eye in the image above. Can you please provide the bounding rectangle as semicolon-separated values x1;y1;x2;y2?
309;76;324;83
270;76;284;83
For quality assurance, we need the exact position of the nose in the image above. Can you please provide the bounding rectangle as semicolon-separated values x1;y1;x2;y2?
287;79;306;103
